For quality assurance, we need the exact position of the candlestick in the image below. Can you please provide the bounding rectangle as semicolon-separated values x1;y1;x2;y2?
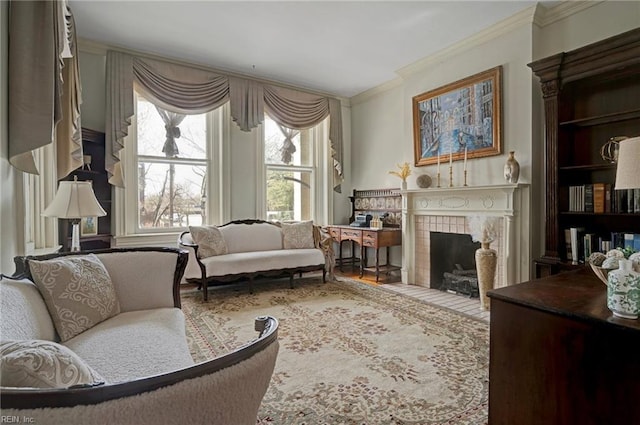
437;172;441;188
464;169;468;186
464;147;468;171
449;165;453;187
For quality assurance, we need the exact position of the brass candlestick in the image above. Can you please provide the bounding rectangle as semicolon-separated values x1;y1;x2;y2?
464;169;468;186
449;166;453;187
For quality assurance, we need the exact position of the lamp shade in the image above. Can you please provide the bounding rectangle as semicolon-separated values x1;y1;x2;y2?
42;178;107;219
615;136;640;190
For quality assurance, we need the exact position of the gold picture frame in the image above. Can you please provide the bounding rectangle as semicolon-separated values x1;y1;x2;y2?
80;216;98;237
413;66;502;167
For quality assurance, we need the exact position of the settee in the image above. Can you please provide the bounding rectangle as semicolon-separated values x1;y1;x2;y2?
179;219;334;301
0;247;279;425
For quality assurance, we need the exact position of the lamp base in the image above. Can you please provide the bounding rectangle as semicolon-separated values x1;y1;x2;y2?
71;221;81;252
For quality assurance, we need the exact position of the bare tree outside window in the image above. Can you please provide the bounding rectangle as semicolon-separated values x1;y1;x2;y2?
136;97;207;229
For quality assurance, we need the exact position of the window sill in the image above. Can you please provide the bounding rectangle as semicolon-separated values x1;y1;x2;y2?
112;233;181;248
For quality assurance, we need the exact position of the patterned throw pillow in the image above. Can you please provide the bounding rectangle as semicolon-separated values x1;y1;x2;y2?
282;221;315;249
28;254;121;342
0;340;105;388
189;226;229;258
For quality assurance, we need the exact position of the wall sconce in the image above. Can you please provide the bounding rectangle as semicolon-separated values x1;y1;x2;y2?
42;177;106;252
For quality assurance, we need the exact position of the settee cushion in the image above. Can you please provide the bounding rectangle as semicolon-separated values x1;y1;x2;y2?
281;221;315;249
64;308;194;383
199;248;325;277
0;340;104;389
0;276;56;341
219;222;283;253
189;225;228;258
29;254;121;342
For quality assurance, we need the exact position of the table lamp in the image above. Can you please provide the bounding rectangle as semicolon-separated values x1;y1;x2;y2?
42;176;107;252
615;136;640;190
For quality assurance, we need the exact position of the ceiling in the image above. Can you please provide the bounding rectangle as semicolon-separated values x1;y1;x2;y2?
70;1;546;98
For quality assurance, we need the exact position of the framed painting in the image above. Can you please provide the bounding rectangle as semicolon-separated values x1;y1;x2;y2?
80;216;98;237
413;66;502;167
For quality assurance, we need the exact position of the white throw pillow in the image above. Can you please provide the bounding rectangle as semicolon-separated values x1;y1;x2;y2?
189;225;229;258
282;221;315;249
0;339;105;388
28;254;121;342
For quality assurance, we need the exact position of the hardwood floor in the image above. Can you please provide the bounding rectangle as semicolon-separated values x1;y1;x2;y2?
336;268;490;323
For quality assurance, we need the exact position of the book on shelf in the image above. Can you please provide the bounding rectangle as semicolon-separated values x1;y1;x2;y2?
614;189;628;213
570;227;585;264
584;184;594;213
624;233;635;250
604;184;612;213
564;229;572;261
583;233;597;260
628;189;634;214
635;189;640;213
593;183;605;214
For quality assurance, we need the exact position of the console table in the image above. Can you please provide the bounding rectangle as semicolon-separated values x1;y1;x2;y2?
487;267;640;425
327;225;401;282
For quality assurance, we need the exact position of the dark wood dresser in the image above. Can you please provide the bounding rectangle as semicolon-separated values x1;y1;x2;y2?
487;267;640;425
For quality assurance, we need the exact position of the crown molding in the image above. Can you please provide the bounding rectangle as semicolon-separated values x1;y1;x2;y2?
396;5;538;80
534;1;603;27
350;77;404;106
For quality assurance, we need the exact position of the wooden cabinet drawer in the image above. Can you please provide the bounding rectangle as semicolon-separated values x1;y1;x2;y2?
362;231;378;247
329;227;341;240
340;229;362;244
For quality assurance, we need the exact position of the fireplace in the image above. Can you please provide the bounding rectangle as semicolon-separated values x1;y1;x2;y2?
430;232;480;295
401;184;530;289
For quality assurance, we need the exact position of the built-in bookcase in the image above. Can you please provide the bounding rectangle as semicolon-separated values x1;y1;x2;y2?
529;28;640;277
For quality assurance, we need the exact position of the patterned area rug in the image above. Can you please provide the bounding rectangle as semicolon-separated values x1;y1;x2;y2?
181;276;489;425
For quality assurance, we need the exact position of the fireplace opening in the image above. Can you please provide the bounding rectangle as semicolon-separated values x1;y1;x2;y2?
430;232;480;297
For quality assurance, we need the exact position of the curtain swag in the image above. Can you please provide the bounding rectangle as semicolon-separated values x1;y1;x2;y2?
105;51;343;191
8;0;82;177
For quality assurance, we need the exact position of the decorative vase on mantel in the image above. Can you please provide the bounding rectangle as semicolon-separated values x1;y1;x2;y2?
475;241;497;311
607;258;640;319
503;151;520;184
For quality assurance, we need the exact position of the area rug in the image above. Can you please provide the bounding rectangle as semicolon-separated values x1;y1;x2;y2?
181;276;489;425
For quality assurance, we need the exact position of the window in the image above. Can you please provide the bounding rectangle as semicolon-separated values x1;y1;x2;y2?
115;93;228;241
261;115;331;224
135;98;207;230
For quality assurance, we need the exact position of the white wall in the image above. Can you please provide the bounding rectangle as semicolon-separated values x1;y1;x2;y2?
536;1;640;61
78;51;106;132
351;20;534;191
349;2;639;274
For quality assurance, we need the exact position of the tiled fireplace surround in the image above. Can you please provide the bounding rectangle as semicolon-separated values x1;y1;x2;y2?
401;184;530;289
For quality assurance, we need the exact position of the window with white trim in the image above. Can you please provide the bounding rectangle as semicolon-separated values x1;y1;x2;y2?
115;93;227;240
261;114;331;224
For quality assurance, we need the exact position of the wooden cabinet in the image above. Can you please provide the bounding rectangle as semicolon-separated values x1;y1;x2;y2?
487;269;640;425
59;128;112;251
529;28;640;277
327;225;401;282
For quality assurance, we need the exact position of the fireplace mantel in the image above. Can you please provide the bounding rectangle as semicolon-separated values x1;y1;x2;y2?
401;184;530;288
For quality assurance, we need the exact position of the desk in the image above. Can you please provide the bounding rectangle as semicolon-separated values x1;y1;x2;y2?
327;225;402;282
487;268;640;425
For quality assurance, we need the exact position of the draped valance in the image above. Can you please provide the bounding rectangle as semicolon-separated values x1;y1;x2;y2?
106;51;344;191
